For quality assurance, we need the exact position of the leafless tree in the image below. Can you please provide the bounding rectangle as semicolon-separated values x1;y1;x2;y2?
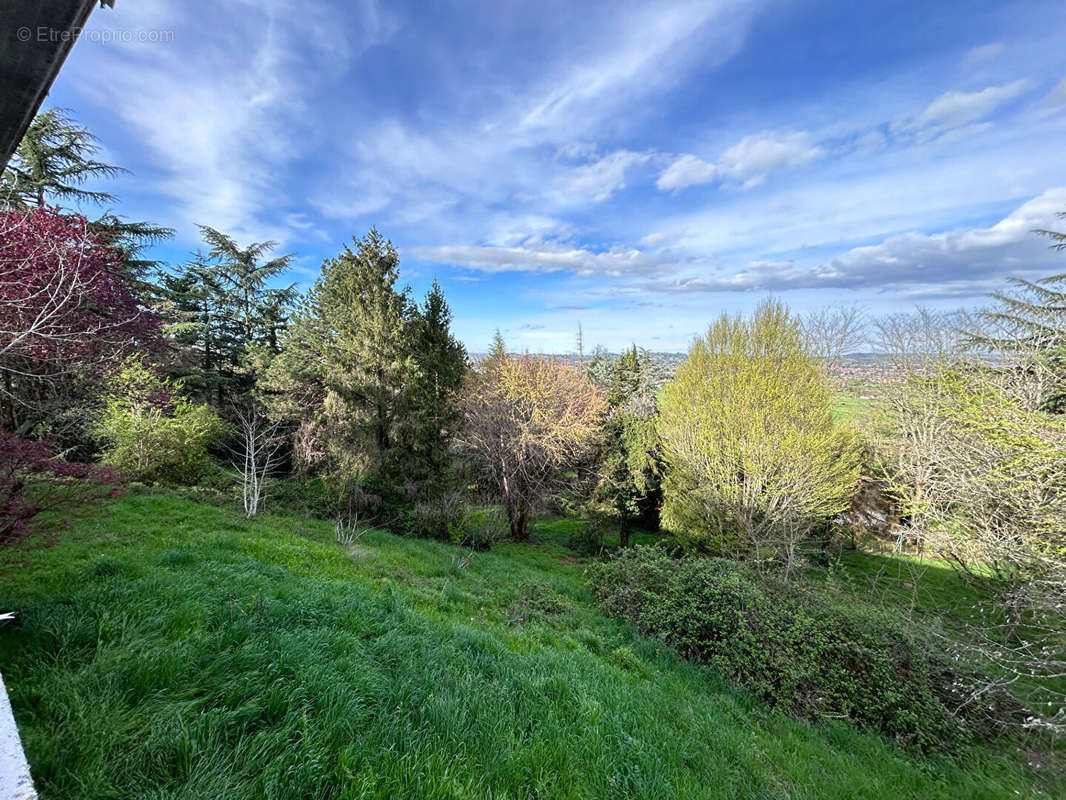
803;304;868;373
871;306;965;372
231;404;283;518
877;356;1066;734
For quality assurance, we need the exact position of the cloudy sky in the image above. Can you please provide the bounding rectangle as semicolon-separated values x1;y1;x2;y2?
49;0;1066;351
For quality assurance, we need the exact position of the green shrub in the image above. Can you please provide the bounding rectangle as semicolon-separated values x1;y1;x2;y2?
589;546;1019;752
96;397;226;485
93;359;227;485
450;505;509;550
568;514;607;555
657;300;861;570
412;492;465;540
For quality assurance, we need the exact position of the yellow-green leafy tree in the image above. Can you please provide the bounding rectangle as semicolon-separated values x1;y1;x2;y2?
658;300;861;575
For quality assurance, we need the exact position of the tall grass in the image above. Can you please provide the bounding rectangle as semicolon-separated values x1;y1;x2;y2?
0;493;1050;799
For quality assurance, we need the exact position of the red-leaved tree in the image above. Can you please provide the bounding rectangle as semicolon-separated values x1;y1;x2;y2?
0;207;160;433
0;432;121;545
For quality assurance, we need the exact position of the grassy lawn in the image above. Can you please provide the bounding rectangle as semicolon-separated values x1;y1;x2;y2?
0;492;1052;799
833;391;878;426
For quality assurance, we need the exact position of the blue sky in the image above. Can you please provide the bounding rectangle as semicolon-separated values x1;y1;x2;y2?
48;0;1066;352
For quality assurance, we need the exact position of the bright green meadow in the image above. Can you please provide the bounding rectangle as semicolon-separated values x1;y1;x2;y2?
0;493;1051;799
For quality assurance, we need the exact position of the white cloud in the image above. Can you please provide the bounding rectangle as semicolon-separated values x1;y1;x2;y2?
655;131;823;193
519;1;762;136
69;0;376;243
637;188;1066;293
913;79;1032;130
1041;76;1066;109
851;128;889;156
412;240;690;276
656;154;717;191
309;1;767;229
555;141;599;161
555;150;651;203
717;130;825;185
961;42;1004;68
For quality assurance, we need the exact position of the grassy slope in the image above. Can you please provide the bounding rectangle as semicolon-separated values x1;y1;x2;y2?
0;493;1048;800
833;391;879;428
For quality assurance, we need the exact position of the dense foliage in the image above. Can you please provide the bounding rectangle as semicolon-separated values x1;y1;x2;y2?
461;350;607;539
590;546;1017;752
966;214;1066;413
94;360;227;485
0;432;120;544
880;362;1066;731
592;346;662;542
258;230;468;521
658;300;861;573
0;208;161;441
157;227;295;405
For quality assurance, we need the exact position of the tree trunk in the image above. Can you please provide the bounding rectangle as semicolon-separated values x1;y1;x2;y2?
1;370;18;432
507;504;528;541
619;518;630;548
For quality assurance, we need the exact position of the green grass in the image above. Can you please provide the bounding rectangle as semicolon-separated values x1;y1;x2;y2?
0;493;1052;799
815;547;1066;724
833;391;876;425
815;548;986;620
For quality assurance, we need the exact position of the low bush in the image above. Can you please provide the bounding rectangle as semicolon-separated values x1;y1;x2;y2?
264;475;368;520
93;361;227;485
589;546;1020;752
96;397;226;484
0;433;121;544
453;505;509;550
412;491;466;540
568;514;607;555
408;492;510;550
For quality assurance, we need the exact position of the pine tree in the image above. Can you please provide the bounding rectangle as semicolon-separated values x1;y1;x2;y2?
93;212;175;286
258;232;466;497
486;329;507;365
1;108;123;208
158;229;294;406
608;345;654;407
405;281;468;491
595;345;661;542
157;256;244;404
197;226;296;348
1;108;174;285
316;229;418;478
583;345;613;388
967;215;1066;411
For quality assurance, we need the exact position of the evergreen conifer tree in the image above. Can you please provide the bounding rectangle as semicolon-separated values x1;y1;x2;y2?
405;281;467;490
315;228;418;479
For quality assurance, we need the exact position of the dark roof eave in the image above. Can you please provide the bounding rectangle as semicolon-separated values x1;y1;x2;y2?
0;1;114;170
